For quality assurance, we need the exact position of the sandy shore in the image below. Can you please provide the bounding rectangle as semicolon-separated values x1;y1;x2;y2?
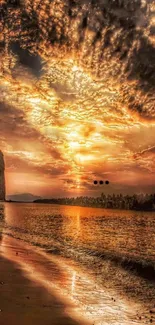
0;235;154;325
0;235;89;325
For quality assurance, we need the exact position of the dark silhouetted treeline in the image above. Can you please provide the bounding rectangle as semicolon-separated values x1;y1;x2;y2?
34;193;155;211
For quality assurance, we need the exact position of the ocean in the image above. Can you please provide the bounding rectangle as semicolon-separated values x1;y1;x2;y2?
0;202;155;324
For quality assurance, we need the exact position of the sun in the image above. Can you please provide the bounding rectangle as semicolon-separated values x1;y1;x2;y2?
69;141;80;150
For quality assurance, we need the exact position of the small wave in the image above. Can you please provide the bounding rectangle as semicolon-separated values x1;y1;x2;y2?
46;245;155;283
2;224;155;283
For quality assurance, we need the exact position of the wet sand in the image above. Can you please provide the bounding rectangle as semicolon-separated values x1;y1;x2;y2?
0;235;89;325
0;235;154;325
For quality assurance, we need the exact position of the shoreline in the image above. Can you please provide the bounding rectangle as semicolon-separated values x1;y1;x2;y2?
1;234;151;325
0;234;154;324
0;235;89;325
5;200;155;212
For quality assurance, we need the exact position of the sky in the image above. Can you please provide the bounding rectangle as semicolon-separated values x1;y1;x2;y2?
0;0;155;198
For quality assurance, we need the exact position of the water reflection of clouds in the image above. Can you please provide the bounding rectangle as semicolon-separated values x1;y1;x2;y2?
61;207;83;242
0;204;154;324
0;234;151;324
60;205;155;265
75;211;81;236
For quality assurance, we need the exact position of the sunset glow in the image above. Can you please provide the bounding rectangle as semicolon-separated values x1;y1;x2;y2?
0;0;155;198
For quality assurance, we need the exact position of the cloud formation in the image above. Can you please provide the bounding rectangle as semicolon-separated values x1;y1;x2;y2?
0;0;155;196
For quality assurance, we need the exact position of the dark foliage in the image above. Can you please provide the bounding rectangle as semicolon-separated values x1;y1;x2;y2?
34;193;155;211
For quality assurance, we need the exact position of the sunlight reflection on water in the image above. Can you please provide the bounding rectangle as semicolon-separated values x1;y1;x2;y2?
0;203;155;324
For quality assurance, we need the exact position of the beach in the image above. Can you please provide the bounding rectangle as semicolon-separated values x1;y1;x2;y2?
0;235;90;325
1;234;155;325
0;0;155;323
0;235;150;325
0;203;155;325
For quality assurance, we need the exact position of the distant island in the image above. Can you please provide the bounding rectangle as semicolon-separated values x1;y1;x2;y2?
34;193;155;211
7;193;42;202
